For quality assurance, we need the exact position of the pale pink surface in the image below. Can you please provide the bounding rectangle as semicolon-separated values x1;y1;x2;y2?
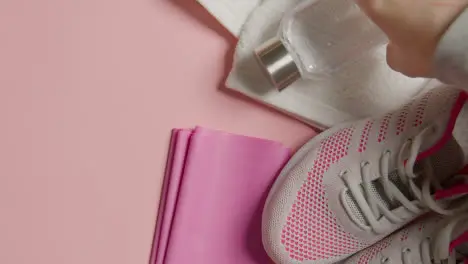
0;1;315;264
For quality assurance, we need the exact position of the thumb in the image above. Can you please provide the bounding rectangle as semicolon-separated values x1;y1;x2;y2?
386;42;404;73
355;0;404;41
386;43;432;78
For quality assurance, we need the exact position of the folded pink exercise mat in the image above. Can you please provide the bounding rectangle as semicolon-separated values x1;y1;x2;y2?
150;127;291;264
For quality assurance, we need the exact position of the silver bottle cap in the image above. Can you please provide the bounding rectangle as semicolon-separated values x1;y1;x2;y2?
254;38;301;91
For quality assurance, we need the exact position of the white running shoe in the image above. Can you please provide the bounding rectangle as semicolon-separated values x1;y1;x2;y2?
262;86;468;264
345;214;468;264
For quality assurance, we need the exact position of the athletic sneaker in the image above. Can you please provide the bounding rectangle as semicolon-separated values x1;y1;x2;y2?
262;86;468;264
345;214;468;264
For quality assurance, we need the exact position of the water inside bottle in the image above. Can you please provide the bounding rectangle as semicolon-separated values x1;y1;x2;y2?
282;0;388;76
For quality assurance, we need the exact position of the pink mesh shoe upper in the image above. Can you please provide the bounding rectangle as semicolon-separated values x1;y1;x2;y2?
265;87;466;264
281;127;369;261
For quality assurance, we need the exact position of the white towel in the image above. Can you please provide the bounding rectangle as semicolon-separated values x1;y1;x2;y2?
197;0;437;129
197;0;260;36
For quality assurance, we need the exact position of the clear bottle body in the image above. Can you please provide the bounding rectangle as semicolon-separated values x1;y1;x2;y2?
280;0;388;77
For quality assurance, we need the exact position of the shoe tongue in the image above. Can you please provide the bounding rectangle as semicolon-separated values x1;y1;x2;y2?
344;137;464;226
453;102;468;164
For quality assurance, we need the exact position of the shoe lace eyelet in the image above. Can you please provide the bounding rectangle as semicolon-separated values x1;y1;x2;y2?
361;161;370;168
339;170;349;177
402;247;411;254
381;256;390;263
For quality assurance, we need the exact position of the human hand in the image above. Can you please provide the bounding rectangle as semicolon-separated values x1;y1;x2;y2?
356;0;468;78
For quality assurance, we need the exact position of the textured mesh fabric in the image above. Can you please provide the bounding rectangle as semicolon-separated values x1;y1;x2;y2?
280;127;370;261
344;188;367;225
353;236;393;264
344;215;446;264
344;137;465;226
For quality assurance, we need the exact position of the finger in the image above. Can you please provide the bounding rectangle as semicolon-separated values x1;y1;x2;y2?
355;0;405;40
355;0;386;23
386;42;402;73
386;43;431;77
386;43;418;77
355;0;380;14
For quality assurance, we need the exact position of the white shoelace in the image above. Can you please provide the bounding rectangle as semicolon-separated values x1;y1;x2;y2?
402;215;468;264
342;126;468;233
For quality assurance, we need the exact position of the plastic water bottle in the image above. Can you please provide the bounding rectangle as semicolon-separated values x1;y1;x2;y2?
255;0;388;90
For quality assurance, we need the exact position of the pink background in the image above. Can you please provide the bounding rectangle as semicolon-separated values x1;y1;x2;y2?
0;0;315;263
